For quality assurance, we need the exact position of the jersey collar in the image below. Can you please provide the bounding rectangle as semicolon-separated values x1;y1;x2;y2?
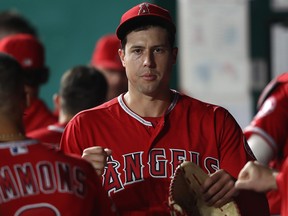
117;89;179;126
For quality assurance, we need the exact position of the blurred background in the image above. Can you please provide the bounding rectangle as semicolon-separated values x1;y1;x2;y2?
1;0;287;128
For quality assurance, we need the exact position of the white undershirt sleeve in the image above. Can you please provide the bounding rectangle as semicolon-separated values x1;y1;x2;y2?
247;134;274;165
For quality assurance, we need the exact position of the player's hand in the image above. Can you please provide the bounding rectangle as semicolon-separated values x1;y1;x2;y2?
82;146;112;176
235;161;278;192
201;169;238;208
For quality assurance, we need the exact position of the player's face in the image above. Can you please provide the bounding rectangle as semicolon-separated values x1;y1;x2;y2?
119;26;177;97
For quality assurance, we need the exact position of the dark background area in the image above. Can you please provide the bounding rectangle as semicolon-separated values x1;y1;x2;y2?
0;0;177;110
2;0;288;115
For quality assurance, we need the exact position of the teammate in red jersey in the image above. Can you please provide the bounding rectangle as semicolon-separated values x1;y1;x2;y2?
243;72;288;214
236;159;288;216
60;2;269;215
0;33;57;133
90;34;128;101
0;53;116;215
27;65;108;149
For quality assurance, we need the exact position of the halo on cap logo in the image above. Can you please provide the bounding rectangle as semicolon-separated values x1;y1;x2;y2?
138;3;150;15
23;58;32;67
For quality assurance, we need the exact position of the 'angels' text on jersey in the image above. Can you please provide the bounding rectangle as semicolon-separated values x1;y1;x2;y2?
103;148;219;195
0;161;86;203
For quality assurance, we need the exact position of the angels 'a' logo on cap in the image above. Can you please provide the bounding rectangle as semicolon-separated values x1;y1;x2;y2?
23;58;33;67
138;3;150;15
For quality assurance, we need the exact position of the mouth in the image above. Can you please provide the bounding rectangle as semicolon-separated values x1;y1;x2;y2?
141;73;157;81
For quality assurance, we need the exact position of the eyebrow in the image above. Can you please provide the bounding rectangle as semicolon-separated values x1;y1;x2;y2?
129;44;168;49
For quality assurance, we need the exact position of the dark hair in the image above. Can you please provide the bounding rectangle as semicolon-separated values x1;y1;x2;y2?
120;23;176;50
0;10;37;38
60;65;108;116
0;53;24;109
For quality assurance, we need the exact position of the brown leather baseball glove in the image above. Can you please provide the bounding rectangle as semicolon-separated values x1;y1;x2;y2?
168;161;240;216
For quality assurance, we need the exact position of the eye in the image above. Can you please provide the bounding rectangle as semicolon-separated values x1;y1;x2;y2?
132;48;142;54
154;47;165;53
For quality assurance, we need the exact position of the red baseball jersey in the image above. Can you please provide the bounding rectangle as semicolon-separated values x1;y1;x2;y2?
244;73;288;214
24;98;58;133
61;90;269;215
277;157;288;216
0;139;116;216
27;122;66;149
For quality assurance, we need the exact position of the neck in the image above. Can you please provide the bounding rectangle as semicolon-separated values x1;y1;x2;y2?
58;110;72;124
0;132;26;142
0;115;26;142
123;90;173;117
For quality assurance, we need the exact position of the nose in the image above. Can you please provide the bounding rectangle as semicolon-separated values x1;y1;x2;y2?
143;50;156;68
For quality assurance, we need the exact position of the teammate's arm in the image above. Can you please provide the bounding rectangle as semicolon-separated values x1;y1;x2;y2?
235;161;278;192
247;134;274;165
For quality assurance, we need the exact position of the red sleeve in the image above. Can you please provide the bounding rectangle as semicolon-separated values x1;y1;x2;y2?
215;108;255;178
244;84;288;156
60;115;85;156
215;110;269;216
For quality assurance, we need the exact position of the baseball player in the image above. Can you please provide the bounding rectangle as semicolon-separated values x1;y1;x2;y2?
0;33;57;133
243;72;288;215
0;53;116;215
90;34;128;101
235;159;288;216
60;2;269;215
27;65;108;149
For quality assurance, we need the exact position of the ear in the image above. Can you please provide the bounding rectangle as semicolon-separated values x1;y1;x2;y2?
118;48;126;67
53;93;60;114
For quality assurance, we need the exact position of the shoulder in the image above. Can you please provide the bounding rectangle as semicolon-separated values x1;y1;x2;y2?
178;92;228;114
174;93;234;127
74;97;119;118
276;72;288;83
28;122;64;137
27;126;48;137
257;72;288;108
